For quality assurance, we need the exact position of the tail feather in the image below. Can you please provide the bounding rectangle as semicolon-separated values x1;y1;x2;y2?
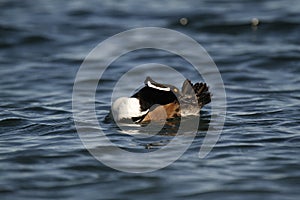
181;79;211;108
181;79;194;95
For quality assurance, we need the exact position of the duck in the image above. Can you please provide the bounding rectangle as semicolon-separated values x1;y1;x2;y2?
111;76;211;123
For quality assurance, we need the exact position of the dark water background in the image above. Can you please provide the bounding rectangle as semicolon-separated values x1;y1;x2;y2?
1;0;300;199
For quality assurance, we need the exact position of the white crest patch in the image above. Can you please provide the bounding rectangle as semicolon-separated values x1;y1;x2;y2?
147;81;170;91
112;97;149;121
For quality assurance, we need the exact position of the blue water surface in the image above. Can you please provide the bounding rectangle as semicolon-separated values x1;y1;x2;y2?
1;0;300;199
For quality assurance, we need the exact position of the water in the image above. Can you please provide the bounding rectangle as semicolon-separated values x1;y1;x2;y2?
1;0;300;199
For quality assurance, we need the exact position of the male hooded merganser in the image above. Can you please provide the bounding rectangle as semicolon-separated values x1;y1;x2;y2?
111;76;211;123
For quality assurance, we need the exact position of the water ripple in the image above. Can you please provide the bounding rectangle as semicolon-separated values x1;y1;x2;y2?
1;0;300;199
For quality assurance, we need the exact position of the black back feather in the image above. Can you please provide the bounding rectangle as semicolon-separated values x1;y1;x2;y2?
131;86;177;111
